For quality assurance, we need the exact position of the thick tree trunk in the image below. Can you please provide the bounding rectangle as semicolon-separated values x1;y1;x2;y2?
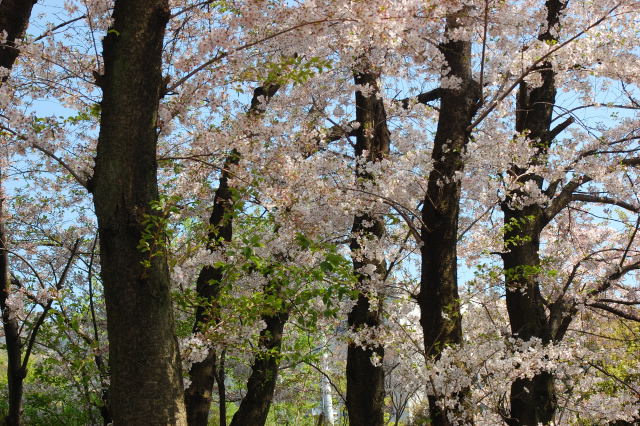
229;301;289;426
91;1;187;424
417;12;479;425
346;61;389;426
346;293;385;426
185;84;279;426
501;206;556;425
0;2;38;425
501;3;568;424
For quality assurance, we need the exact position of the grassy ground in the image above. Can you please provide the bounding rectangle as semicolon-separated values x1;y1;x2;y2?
0;350;7;383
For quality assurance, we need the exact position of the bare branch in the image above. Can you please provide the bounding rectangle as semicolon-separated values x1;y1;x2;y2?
21;239;81;371
170;0;211;19
571;193;639;212
302;360;346;404
398;88;442;109
597;298;640;306
592;259;640;296
621;157;640;167
31;143;89;189
545;117;574;143
587;361;640;397
339;185;424;243
32;15;87;43
479;0;489;102
587;302;640;322
458;201;497;241
0;124;89;189
544;175;591;223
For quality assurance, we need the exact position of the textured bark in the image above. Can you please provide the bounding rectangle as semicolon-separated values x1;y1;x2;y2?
185;84;279;426
229;301;289;426
501;2;568;424
345;61;389;426
91;1;187;424
0;2;38;425
417;12;480;425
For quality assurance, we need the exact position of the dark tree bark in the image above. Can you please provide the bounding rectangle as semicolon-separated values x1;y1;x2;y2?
91;0;187;424
0;2;38;425
345;59;389;426
501;204;556;425
229;282;289;426
215;350;227;426
0;0;37;74
185;84;279;426
500;2;569;425
417;11;480;425
185;153;236;426
0;206;25;426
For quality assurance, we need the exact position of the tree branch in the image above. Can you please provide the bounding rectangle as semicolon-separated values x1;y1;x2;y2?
571;193;639;212
597;298;640;306
544;117;574;144
398;88;442;109
302;360;346;404
467;3;621;131
591;259;640;296
21;239;81;372
32;15;87;43
587;302;640;322
544;175;591;223
166;18;353;94
31;143;89;189
0;124;89;189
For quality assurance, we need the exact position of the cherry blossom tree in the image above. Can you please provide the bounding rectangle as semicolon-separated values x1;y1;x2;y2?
1;1;52;424
1;0;639;425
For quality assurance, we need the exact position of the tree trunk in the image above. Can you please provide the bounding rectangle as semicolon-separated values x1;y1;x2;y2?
229;298;289;426
501;206;556;425
501;2;568;424
0;211;25;426
0;0;37;75
417;12;479;425
320;352;335;425
0;2;38;425
216;350;227;426
185;155;235;426
185;84;279;426
91;1;187;424
346;60;389;426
